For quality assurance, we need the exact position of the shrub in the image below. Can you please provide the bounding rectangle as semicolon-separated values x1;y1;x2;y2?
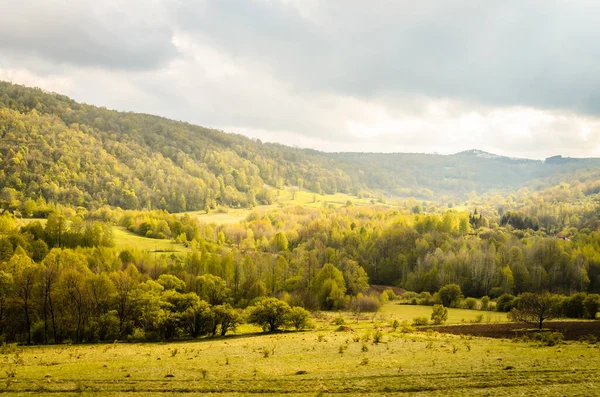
402;291;419;302
0;343;17;355
350;295;381;314
489;287;504;299
579;334;597;344
418;292;433;306
480;296;490;310
285;307;313;331
562;292;586;318
584;294;600;319
247;297;291;332
532;331;564;346
213;304;243;336
471;314;484;323
383;288;397;301
372;330;383;344
438;284;463;308
496;294;517;312
465;297;477;310
380;291;389;304
412;317;429;326
399;321;415;333
130;328;146;341
431;304;448;325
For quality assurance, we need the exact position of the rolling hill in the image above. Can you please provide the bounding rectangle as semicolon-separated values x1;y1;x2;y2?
1;80;600;213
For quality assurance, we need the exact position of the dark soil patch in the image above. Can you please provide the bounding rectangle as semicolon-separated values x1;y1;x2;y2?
429;321;600;341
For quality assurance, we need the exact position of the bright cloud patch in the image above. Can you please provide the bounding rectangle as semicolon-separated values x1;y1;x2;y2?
1;0;599;159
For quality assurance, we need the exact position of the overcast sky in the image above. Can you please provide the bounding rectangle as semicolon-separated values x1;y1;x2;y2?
1;0;600;159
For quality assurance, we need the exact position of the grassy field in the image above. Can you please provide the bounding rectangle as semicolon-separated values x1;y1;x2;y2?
184;208;257;225
185;189;380;225
274;189;377;208
380;303;508;324
1;304;597;396
15;217;48;227
111;227;189;254
14;220;190;254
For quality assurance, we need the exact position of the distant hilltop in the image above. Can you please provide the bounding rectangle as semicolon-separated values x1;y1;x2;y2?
455;149;504;159
454;149;534;163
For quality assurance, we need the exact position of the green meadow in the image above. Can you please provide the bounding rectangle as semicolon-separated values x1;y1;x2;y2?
186;189;379;225
1;304;597;396
111;227;190;254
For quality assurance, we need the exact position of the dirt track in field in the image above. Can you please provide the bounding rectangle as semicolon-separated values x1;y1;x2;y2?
429;321;600;340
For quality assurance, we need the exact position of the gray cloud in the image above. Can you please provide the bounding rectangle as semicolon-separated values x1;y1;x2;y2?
171;0;600;115
0;0;178;70
2;0;600;158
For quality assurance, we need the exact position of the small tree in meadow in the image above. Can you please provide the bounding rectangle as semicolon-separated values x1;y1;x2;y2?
247;297;291;332
285;307;313;331
480;296;490;310
431;304;448;325
508;292;561;329
465;297;477;310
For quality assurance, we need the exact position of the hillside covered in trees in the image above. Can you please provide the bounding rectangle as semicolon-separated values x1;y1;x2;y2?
1;176;600;344
3;81;600;213
2;82;600;345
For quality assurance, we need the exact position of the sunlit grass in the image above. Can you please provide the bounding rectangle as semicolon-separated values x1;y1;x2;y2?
111;227;189;254
1;303;597;396
379;303;509;324
16;217;48;226
184;189;381;226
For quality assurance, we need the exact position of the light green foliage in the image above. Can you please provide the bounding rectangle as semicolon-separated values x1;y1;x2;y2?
508;292;562;329
193;274;231;305
431;304;449;325
0;212;17;234
157;274;186;292
313;264;346;310
465;297;478;310
272;232;288;252
285;306;313;331
480;296;490;310
412;316;429;326
438;284;464;308
340;259;369;296
247;297;292;332
212;304;243;336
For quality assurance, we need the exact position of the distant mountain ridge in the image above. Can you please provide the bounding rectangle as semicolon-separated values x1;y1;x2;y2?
454;149;537;162
1;80;600;211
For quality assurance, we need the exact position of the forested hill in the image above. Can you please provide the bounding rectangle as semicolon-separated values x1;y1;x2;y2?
2;80;600;212
0;81;356;212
